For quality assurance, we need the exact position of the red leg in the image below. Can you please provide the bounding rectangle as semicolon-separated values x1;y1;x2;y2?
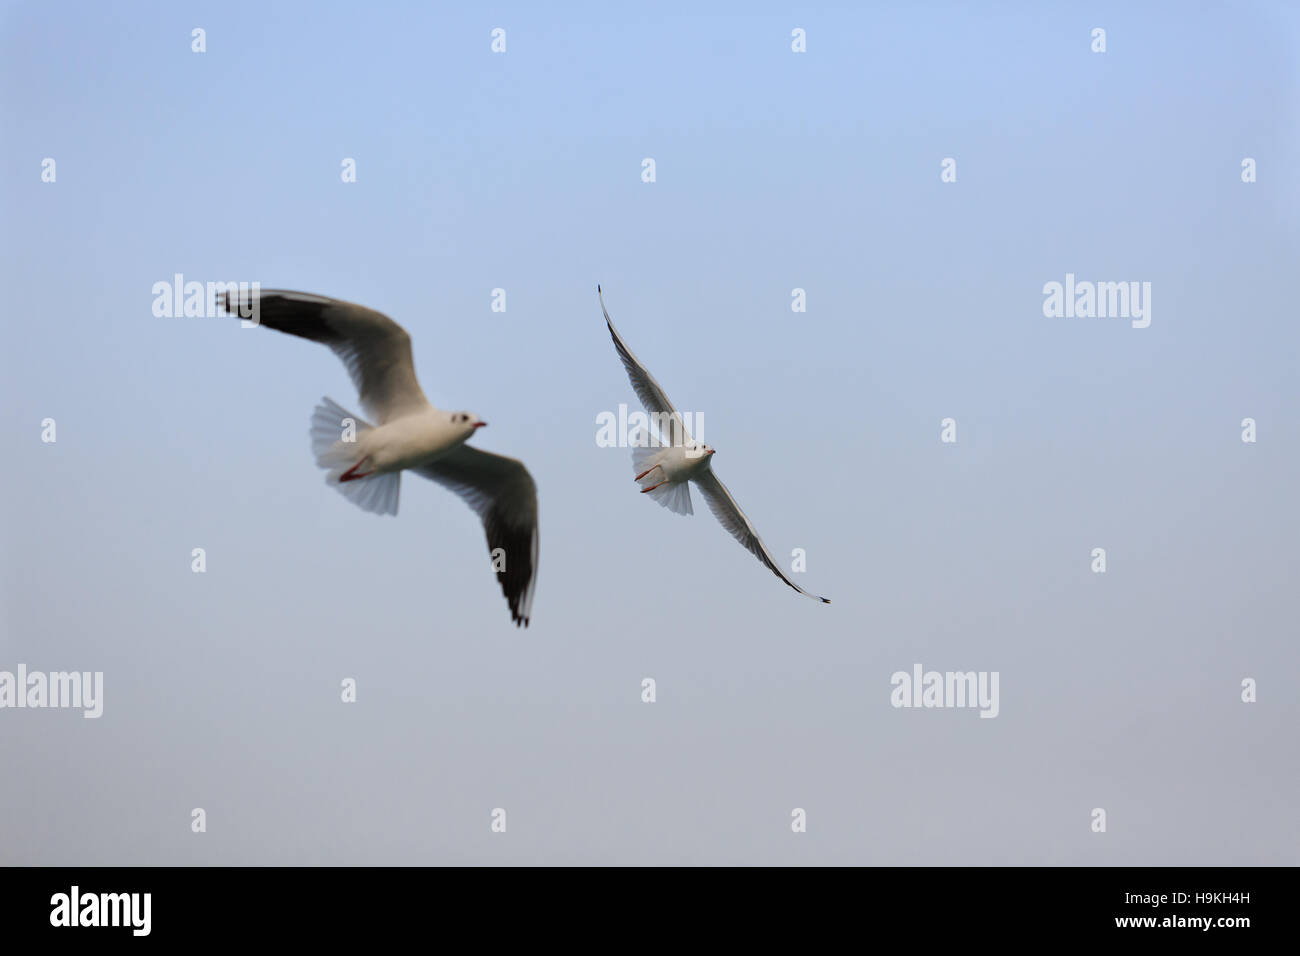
339;459;374;483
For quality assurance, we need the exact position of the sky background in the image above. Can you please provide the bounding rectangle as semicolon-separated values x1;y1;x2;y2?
2;1;1297;865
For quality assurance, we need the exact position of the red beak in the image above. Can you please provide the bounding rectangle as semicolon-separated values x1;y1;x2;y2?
473;422;488;429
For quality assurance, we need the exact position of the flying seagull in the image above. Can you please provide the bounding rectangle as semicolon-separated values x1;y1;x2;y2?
597;286;829;604
217;289;539;627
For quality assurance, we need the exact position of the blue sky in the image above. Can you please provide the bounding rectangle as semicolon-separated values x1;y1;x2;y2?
2;1;1297;864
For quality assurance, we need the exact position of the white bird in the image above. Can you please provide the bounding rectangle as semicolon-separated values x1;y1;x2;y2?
598;286;829;604
217;289;539;627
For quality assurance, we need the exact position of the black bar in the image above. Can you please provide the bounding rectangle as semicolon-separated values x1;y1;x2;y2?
0;866;1277;941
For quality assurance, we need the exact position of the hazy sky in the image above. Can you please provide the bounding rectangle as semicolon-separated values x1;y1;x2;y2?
2;1;1297;865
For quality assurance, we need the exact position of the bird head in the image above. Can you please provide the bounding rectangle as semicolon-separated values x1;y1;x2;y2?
451;411;488;435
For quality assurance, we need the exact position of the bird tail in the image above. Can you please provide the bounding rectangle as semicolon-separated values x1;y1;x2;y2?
309;397;400;516
642;479;693;515
629;428;663;476
629;428;691;515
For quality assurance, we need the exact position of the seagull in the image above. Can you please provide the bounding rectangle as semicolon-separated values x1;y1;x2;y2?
216;289;539;627
597;286;829;604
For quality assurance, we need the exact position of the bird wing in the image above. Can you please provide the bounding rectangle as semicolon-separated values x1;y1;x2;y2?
415;445;540;627
694;470;830;604
598;286;693;446
220;288;430;423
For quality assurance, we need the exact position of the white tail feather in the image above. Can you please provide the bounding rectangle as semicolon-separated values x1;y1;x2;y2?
312;397;367;465
335;469;399;516
309;397;400;516
630;427;665;474
643;478;693;516
630;430;691;515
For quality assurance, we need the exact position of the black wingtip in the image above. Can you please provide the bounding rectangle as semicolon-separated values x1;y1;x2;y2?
822;598;831;604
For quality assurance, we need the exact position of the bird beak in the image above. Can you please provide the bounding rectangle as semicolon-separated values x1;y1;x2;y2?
473;422;488;429
707;449;715;455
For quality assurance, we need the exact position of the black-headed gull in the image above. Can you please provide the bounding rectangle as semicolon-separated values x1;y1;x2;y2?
217;289;539;627
597;286;829;604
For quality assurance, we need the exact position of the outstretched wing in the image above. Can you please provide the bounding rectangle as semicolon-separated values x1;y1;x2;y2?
598;286;692;446
694;470;830;604
219;288;430;423
415;446;540;627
